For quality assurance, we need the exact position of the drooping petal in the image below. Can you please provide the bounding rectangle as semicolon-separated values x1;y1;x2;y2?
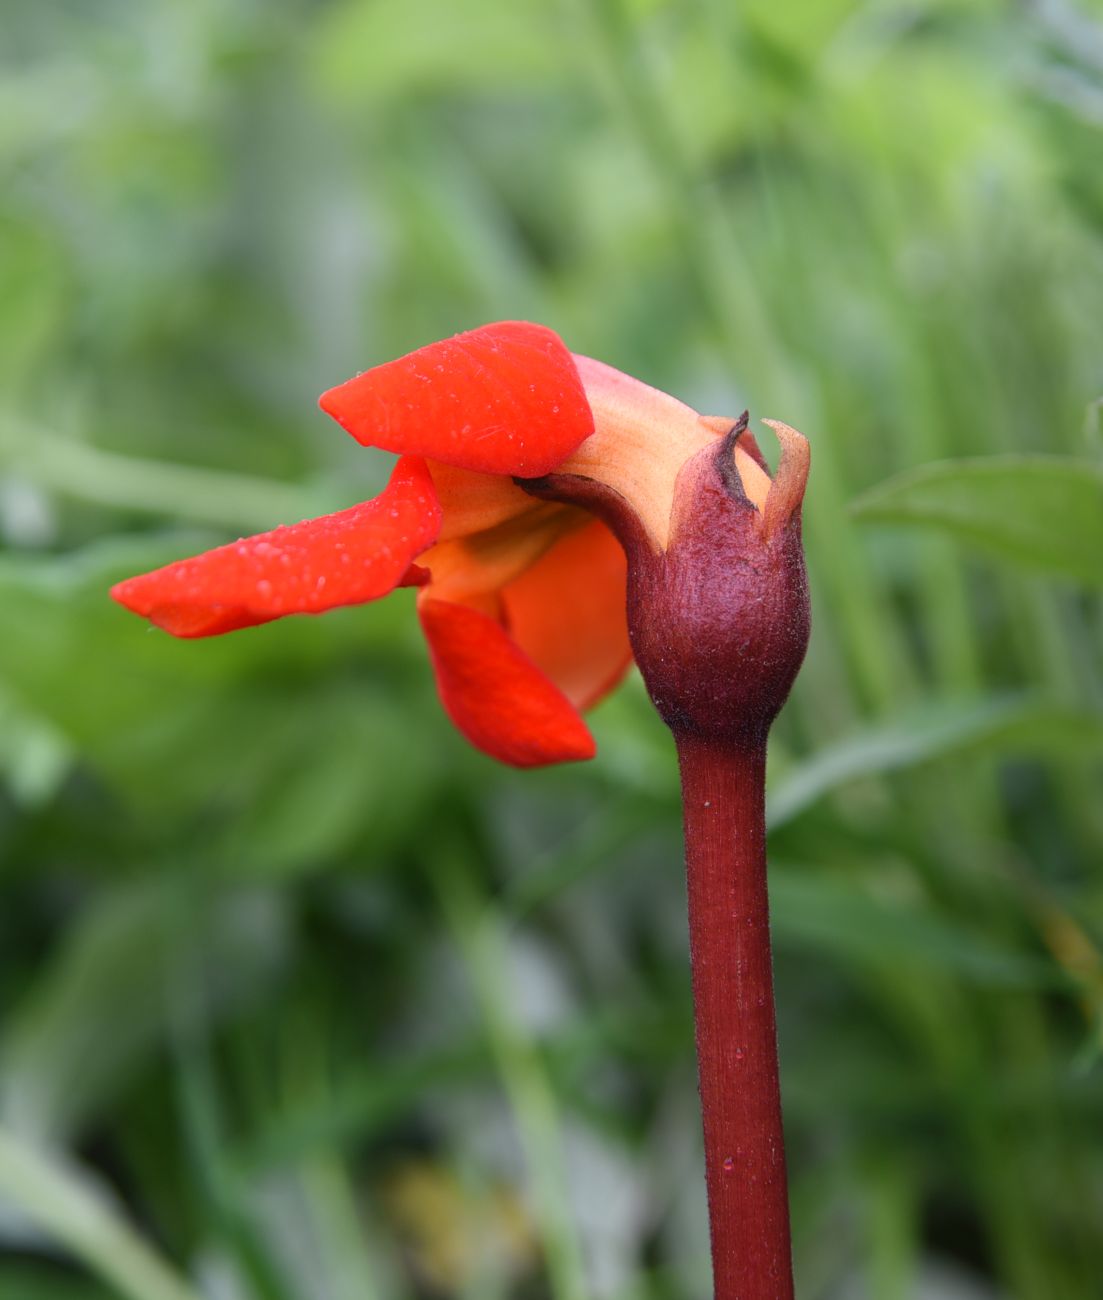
418;597;596;767
319;322;594;478
111;456;441;637
502;519;632;711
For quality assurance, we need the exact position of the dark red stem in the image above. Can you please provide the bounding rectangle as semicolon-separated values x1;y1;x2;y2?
677;731;794;1300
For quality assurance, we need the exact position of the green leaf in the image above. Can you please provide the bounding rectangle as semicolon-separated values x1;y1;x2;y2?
850;456;1103;583
0;1270;112;1300
0;422;336;534
0;1129;202;1300
768;694;1103;827
310;0;564;105
770;870;1056;988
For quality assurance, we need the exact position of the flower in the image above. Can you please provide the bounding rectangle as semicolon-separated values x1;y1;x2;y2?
111;322;808;766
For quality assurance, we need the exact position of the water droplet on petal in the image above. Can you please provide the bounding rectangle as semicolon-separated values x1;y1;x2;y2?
722;1156;735;1174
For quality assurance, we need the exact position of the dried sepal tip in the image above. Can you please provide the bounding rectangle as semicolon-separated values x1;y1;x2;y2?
759;419;810;540
698;414;772;513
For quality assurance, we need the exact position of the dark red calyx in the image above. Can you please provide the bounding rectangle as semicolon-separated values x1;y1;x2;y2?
628;431;809;745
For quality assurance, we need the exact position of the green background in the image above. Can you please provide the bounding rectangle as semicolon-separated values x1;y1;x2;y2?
1;1;1102;1297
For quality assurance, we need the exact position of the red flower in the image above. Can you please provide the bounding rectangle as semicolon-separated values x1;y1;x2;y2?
112;322;807;767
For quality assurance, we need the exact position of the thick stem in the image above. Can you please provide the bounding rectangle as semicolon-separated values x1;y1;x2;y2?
677;732;794;1300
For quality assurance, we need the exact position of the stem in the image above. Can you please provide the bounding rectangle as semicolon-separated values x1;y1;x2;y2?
676;733;794;1300
0;1127;202;1300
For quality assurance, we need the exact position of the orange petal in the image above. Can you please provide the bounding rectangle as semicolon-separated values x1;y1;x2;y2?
502;519;632;711
559;356;721;551
418;500;588;608
426;460;542;543
110;456;441;637
419;597;596;767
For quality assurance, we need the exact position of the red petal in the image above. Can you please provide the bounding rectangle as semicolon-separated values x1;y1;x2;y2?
319;322;594;477
111;456;441;637
502;519;632;711
419;597;596;767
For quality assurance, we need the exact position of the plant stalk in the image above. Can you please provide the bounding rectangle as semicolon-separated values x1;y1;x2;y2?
677;732;794;1300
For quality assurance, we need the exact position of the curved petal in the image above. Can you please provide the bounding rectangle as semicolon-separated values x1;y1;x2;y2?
560;356;770;549
554;355;712;552
319;322;594;477
419;597;596;767
426;460;543;543
111;456;441;637
502;519;632;710
419;502;588;608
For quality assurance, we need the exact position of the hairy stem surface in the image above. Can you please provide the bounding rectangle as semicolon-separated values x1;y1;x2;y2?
677;733;794;1300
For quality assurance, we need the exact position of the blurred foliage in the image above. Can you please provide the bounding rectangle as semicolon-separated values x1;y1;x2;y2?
1;0;1102;1298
